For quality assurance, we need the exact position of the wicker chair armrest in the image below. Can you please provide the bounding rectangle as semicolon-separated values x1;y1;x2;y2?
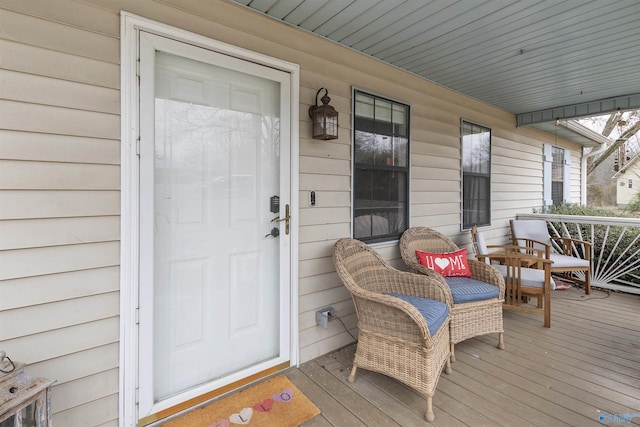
467;259;505;298
350;291;446;347
405;264;454;305
362;267;453;307
389;269;454;307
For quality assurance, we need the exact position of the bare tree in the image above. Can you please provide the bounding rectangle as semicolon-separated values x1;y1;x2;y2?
582;110;640;175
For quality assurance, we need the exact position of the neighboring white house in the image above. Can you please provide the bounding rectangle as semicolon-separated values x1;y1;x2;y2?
0;1;598;425
614;154;640;208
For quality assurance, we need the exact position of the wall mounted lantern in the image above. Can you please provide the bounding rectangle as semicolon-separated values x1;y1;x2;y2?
308;88;338;140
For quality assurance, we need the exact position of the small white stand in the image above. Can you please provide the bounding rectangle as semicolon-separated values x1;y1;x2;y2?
0;362;55;427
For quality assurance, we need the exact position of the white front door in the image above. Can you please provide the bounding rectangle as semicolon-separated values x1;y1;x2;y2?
137;31;293;421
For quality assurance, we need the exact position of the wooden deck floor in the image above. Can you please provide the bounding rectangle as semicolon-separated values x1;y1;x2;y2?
289;286;640;426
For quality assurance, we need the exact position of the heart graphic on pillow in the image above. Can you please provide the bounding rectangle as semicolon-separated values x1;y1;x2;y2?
416;248;471;277
229;407;252;424
434;257;450;270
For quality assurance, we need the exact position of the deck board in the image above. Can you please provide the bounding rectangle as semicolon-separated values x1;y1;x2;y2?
294;286;640;426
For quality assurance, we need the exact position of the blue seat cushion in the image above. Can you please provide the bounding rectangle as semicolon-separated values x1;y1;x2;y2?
386;293;449;336
445;277;500;303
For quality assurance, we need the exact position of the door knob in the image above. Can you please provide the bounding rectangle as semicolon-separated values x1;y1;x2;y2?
265;227;280;238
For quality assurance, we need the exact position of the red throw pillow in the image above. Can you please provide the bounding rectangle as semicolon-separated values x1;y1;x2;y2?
415;248;472;277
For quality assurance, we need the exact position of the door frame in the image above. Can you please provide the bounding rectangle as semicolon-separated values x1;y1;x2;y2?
119;13;300;426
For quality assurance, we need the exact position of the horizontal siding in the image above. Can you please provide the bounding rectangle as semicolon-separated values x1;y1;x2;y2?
0;267;120;310
0;217;120;250
1;317;120;365
26;343;119;386
0;2;121;425
299;256;336;279
299;138;350;162
0;160;120;190
0;241;120;280
0;38;120;88
299;173;349;191
0;292;119;340
51;368;119;413
299;272;339;297
0;8;119;63
0;100;120;139
299;207;350;226
53;394;119;427
0;130;120;164
0;190;120;219
570;151;583;203
299;156;350;175
0;69;120;114
298;240;336;261
299;223;349;244
0;0;120;37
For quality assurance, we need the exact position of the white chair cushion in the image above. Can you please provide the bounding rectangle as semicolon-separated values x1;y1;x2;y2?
474;230;491;265
512;220;552;248
492;264;556;290
550;253;590;268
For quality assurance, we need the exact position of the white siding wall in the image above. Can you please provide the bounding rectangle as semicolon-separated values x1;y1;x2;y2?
617;163;640;207
0;1;121;425
0;0;585;424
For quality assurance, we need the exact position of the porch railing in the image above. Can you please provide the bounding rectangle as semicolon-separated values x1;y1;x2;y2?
516;213;640;295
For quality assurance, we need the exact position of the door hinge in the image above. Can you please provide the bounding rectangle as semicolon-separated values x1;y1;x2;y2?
136;137;141;157
135;307;140;325
136;59;141;77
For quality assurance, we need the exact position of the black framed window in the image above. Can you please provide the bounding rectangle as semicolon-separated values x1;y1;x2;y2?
551;146;564;206
462;121;491;229
353;90;409;243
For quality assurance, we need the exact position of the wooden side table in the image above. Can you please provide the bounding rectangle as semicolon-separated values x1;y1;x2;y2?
0;362;55;427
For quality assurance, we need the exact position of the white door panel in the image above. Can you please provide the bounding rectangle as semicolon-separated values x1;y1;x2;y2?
138;32;291;418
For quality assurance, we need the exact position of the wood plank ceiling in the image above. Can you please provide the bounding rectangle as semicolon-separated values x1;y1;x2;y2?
231;0;640;122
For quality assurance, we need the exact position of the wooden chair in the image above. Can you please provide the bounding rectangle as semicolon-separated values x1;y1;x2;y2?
510;219;591;294
333;238;452;422
471;225;553;327
399;227;504;363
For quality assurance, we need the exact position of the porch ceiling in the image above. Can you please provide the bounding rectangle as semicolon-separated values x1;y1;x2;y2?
232;0;640;144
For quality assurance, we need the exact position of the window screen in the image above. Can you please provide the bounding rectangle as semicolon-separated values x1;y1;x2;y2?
353;90;409;242
462;121;491;229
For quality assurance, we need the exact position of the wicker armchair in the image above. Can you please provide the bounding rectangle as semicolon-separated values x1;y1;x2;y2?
399;227;505;362
333;238;452;422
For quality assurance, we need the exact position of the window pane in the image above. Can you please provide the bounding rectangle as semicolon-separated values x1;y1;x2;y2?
393;136;408;167
354;131;390;166
462;121;491;228
354;131;408;168
462;126;490;174
354;169;407;239
551;146;564;206
355;92;374;118
463;175;490;226
353;90;409;242
393;104;407;126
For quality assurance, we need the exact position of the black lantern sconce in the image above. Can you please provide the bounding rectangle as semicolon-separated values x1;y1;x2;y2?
308;88;338;140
